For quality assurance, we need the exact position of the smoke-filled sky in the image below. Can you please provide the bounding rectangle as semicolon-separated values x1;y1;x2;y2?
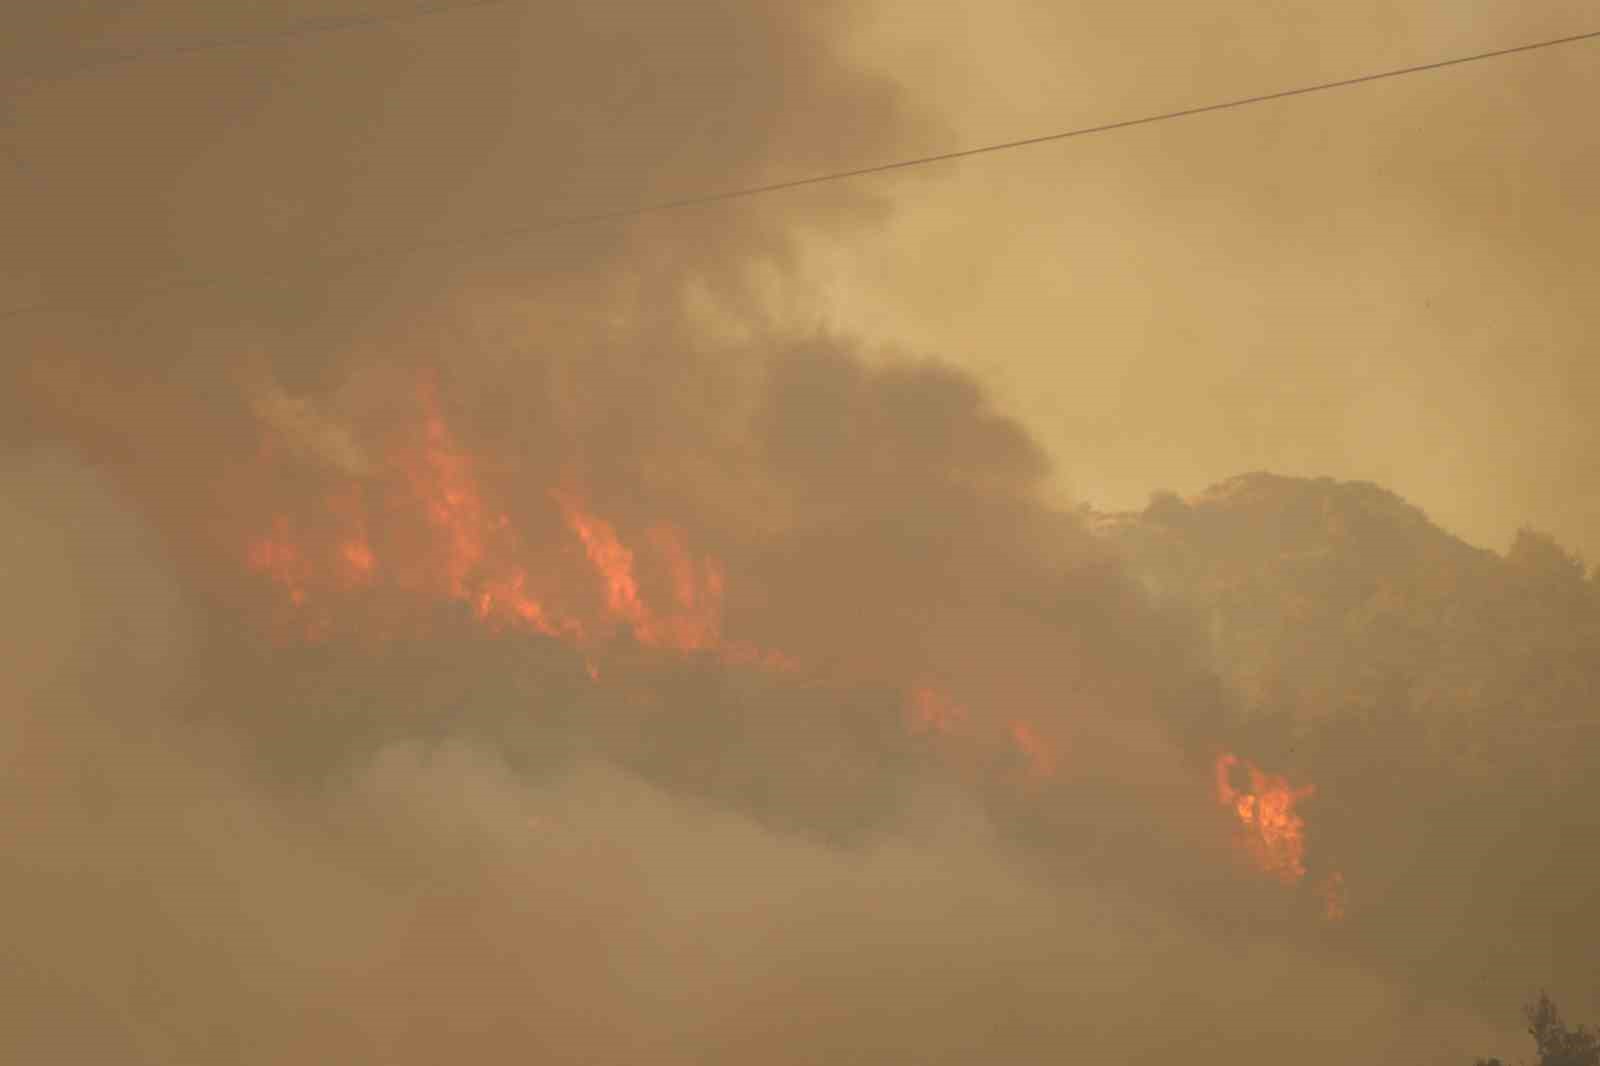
5;1;1598;561
805;0;1600;562
2;2;1594;1063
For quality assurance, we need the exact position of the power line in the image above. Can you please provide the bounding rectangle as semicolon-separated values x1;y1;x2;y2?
4;26;1597;324
8;0;521;91
623;27;1600;204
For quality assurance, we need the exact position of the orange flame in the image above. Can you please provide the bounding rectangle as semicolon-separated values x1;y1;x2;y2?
904;684;1063;783
246;516;311;608
404;386;574;638
243;381;794;674
1318;871;1347;922
238;380;1364;918
553;491;725;652
1214;752;1315;886
909;685;968;736
244;390;1066;788
724;641;802;673
1008;720;1059;778
339;536;376;584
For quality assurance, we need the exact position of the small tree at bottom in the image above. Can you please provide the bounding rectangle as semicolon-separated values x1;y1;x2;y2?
1476;993;1599;1066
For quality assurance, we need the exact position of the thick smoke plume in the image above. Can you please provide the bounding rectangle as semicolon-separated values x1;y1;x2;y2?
1;1;1533;1062
1;452;1515;1064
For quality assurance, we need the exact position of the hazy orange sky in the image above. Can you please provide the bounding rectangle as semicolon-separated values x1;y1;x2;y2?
803;0;1600;561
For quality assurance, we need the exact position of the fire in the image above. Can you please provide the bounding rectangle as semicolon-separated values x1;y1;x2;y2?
404;386;573;638
1214;751;1346;917
244;514;335;642
242;381;766;665
1214;752;1318;887
556;491;644;622
246;516;311;607
243;386;1065;785
1319;871;1347;922
724;641;802;673
339;536;376;583
1008;720;1059;778
903;684;1064;783
909;685;967;736
554;491;724;653
238;377;1350;918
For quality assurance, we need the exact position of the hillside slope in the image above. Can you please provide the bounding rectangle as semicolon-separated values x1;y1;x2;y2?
1089;472;1599;775
1088;472;1600;1017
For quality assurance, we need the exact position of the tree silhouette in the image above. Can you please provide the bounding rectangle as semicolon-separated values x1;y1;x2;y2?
1477;993;1600;1066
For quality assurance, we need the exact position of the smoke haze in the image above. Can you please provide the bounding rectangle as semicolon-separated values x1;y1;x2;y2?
3;1;1592;1063
1;451;1517;1065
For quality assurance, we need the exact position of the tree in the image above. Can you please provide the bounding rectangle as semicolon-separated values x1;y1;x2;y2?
1478;993;1600;1066
1507;528;1586;585
1527;992;1600;1066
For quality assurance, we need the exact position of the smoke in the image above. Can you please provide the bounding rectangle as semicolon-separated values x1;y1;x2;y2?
1;451;1517;1064
807;0;1600;561
0;1;1532;1062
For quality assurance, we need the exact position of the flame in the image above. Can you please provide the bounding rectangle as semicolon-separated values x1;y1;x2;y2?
244;514;336;643
1319;871;1347;922
405;386;573;638
339;536;376;583
246;516;311;608
237;377;1354;918
909;685;968;736
554;491;724;652
1214;752;1316;886
242;381;778;669
904;685;1063;784
1008;720;1059;778
243;388;1064;786
724;640;802;673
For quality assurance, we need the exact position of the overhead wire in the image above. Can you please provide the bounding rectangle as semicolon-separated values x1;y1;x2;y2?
3;26;1597;323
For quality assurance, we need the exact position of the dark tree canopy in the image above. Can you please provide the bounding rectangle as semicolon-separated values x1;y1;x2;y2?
1477;993;1600;1066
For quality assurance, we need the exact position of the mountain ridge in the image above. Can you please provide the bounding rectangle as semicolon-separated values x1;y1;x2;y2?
1080;471;1600;1017
1082;470;1599;761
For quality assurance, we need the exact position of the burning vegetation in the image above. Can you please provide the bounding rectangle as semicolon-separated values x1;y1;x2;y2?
238;373;1335;915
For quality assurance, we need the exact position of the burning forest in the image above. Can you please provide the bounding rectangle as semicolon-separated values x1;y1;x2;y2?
4;1;1595;1064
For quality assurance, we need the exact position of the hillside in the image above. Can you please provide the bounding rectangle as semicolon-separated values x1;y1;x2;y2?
1087;472;1600;777
1087;472;1600;1016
